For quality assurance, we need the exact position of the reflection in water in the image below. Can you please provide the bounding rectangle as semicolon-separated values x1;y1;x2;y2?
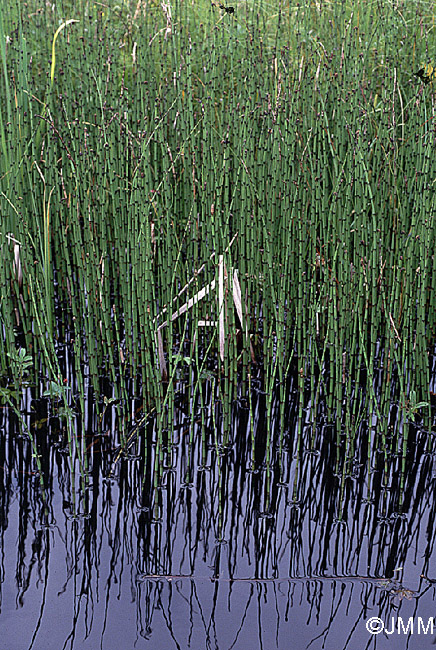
0;376;435;649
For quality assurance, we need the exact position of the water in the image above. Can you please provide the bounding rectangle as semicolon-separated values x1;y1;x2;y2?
1;377;435;649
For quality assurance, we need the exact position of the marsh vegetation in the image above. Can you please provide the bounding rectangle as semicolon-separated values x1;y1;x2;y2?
1;2;436;645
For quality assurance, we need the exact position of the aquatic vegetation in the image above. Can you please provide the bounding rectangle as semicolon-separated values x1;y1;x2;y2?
0;0;435;501
1;6;436;647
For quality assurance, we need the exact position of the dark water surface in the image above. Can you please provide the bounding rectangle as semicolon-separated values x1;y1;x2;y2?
1;378;436;650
